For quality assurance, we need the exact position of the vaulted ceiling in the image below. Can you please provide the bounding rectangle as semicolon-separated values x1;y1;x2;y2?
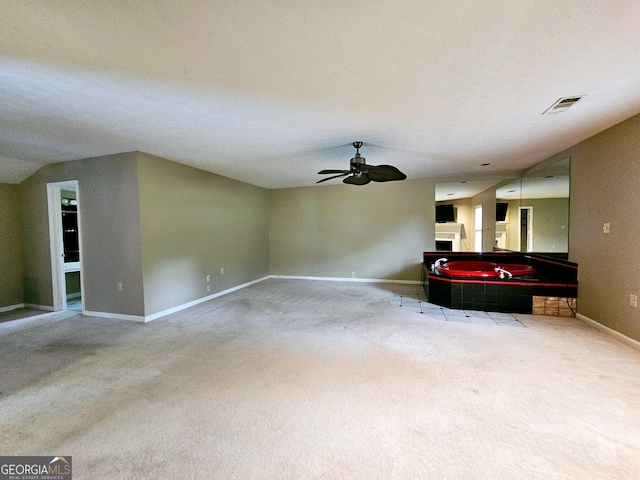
2;1;640;189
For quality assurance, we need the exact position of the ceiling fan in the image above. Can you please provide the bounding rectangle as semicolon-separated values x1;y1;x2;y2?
317;142;407;185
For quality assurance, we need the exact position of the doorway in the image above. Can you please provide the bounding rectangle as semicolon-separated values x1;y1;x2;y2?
47;181;84;312
518;206;533;252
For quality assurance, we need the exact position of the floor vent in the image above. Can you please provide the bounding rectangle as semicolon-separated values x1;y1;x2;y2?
542;95;584;114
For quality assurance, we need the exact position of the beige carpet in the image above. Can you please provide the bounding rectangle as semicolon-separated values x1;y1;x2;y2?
2;279;640;479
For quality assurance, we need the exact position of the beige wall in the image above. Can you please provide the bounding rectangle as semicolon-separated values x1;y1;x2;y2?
502;198;569;252
554;112;640;342
20;152;145;315
137;153;270;316
269;178;436;281
15;152;271;318
522;197;569;252
0;183;24;308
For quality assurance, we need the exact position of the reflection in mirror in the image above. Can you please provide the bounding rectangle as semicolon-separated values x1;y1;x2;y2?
435;179;511;252
495;179;521;250
495;157;570;254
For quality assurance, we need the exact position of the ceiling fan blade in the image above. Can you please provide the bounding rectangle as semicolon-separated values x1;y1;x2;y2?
363;164;407;182
317;142;405;186
318;169;350;174
317;172;350;184
343;174;371;185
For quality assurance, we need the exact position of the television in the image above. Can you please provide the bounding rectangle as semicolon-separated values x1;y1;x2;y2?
436;204;455;223
496;202;509;222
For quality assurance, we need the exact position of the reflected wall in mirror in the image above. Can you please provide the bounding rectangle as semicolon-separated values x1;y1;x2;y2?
435;179;508;252
495;157;570;253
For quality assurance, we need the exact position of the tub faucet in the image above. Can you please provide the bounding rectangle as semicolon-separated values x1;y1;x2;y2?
495;267;513;279
433;258;448;273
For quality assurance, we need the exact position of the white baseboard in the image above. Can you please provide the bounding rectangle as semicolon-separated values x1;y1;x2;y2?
270;275;421;285
577;313;640;350
82;310;146;322
143;276;271;322
24;304;55;312
82;277;271;323
21;275;415;324
0;303;26;313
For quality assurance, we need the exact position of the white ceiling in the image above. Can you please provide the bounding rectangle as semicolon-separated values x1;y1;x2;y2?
2;1;640;189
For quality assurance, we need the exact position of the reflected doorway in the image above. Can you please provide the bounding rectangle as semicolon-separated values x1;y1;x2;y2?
519;206;533;252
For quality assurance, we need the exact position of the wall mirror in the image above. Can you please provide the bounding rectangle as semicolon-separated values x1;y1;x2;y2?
495;157;570;254
435;179;505;252
435;157;569;254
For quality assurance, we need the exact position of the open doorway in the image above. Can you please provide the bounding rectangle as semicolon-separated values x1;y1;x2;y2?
47;181;84;312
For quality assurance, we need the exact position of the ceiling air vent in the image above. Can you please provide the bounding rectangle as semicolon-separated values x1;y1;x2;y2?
542;95;584;115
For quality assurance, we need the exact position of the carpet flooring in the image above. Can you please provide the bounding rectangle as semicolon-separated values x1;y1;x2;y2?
2;279;640;479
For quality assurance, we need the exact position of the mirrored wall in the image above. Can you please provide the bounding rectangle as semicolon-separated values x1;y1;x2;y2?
435;157;570;254
496;157;570;253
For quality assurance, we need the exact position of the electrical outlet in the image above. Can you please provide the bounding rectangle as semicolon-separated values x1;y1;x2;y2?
603;223;610;234
630;294;638;308
207;285;211;292
206;275;210;282
221;267;224;274
117;282;123;292
351;272;356;278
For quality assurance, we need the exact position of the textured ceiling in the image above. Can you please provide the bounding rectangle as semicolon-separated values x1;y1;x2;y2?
2;1;640;189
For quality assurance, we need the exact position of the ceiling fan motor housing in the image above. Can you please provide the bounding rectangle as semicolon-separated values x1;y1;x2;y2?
350;153;366;170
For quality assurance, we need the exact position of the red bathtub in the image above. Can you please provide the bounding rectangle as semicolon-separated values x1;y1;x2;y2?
436;260;537;278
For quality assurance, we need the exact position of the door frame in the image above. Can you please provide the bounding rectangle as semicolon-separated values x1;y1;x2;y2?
47;180;84;312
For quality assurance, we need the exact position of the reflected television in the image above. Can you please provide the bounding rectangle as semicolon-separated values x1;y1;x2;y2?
496;202;509;222
436;204;455;223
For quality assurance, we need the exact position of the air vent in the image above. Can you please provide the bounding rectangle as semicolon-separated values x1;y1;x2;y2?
542;95;585;114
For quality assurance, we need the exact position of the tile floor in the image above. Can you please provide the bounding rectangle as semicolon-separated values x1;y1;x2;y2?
66;297;82;311
391;290;524;327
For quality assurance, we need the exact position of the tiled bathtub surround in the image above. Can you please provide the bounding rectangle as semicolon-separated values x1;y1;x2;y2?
422;252;578;314
532;296;577;317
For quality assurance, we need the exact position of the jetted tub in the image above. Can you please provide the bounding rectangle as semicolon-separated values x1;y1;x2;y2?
436;260;537;278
